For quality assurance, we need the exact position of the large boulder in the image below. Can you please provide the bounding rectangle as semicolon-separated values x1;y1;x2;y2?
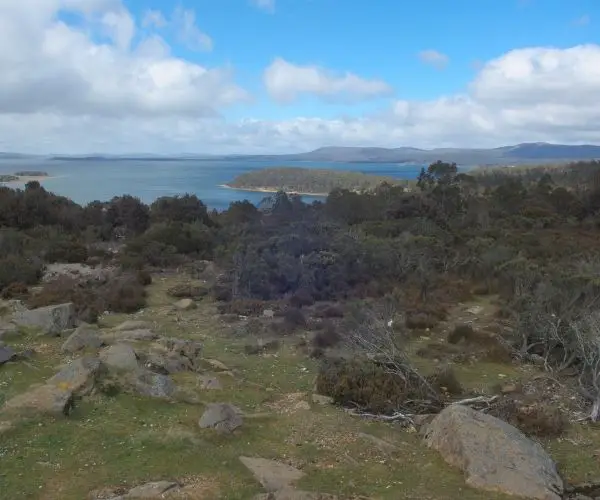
48;356;105;396
424;404;563;499
199;403;243;433
13;303;76;336
100;344;139;372
125;369;176;399
61;324;103;353
2;384;74;416
240;456;304;493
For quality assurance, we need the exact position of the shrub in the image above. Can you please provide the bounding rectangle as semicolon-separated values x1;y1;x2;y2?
44;239;88;263
312;321;342;348
1;282;28;300
315;358;440;414
405;312;438;330
426;365;463;397
447;323;474;344
103;276;147;313
0;255;44;290
313;303;344;318
217;299;266;316
489;398;568;438
167;283;208;299
289;288;315;308
283;307;307;328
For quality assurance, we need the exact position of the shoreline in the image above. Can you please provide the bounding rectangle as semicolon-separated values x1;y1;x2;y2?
219;184;328;197
0;175;54;184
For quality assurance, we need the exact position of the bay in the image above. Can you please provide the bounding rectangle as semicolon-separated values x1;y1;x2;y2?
0;158;425;211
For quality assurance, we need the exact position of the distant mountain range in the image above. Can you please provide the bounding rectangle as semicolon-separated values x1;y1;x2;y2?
5;142;600;165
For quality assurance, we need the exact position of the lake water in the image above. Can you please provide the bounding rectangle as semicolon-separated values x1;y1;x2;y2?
0;158;426;211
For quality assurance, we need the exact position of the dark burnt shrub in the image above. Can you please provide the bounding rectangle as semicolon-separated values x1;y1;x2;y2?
312;321;342;349
405;312;438;330
313;303;344;318
289;288;315;308
1;282;28;300
283;307;307;328
217;299;265;316
0;255;44;290
102;275;146;313
316;358;438;414
136;269;153;286
426;365;463;397
447;323;475;344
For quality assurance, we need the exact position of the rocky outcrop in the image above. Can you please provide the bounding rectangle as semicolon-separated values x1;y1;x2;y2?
13;303;76;336
140;338;203;374
101;328;158;344
100;344;139;372
2;383;74;416
240;456;305;493
199;403;243;433
48;356;105;396
61;324;103;353
424;405;563;499
253;490;338;500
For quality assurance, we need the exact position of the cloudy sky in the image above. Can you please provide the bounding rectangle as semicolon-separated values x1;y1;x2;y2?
0;0;599;154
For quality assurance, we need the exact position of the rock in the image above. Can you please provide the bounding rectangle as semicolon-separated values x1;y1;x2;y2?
311;394;333;406
173;298;196;311
61;324;103;353
0;344;16;365
424;405;563;500
13;303;76;336
3;384;74;416
412;413;436;430
114;320;151;331
199;403;243;433
142;338;203;374
263;309;275;319
143;351;192;374
125;481;180;498
100;344;139;372
128;369;176;399
198;374;222;390
203;358;229;371
240;456;304;492
101;329;158;344
158;337;203;370
253;490;338;500
48;356;105;396
244;338;280;355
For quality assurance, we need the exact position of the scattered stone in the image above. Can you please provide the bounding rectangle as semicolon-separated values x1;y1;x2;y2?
0;344;16;365
240;456;304;492
125;481;180;498
48;356;105;396
114;320;151;332
101;329;158;344
127;369;176;399
12;302;76;336
3;384;74;416
173;298;196;311
100;344;139;372
253;490;338;500
61;324;103;353
357;432;399;454
263;309;275;319
199;403;243;433
424;405;563;500
311;394;333;406
202;358;229;371
466;305;484;315
267;393;310;415
198;374;222;390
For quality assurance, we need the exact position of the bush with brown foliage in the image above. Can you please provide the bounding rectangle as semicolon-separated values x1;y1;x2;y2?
0;255;44;290
167;282;208;299
103;276;147;313
283;307;307;327
136;270;153;286
312;321;342;348
1;282;28;300
447;323;475;344
426;365;463;397
315;357;441;414
489;397;568;438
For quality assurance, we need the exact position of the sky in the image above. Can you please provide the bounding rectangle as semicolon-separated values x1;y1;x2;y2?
0;0;599;154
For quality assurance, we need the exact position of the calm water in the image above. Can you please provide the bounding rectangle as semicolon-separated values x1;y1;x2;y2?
0;158;425;211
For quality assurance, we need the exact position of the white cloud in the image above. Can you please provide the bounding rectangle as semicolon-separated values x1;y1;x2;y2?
572;14;590;26
172;7;213;52
1;2;600;155
251;0;275;13
263;58;394;103
418;49;449;69
142;9;167;29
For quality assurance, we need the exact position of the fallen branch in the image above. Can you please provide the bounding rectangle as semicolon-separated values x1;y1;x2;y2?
345;408;414;423
451;395;499;407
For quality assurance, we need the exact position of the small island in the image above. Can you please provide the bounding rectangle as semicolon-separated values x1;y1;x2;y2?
0;171;49;184
224;167;405;196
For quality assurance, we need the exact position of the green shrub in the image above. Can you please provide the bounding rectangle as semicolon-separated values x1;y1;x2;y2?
103;276;146;313
0;255;44;289
44;239;88;263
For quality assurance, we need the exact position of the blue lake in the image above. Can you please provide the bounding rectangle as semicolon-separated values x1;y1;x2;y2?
0;158;426;211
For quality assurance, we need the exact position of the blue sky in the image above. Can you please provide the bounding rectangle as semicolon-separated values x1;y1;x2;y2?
1;0;600;153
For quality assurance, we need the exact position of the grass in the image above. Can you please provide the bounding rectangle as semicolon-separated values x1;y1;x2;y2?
0;276;594;499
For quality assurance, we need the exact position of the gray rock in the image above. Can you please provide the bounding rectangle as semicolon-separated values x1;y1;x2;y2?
100;344;139;372
143;351;192;374
48;356;104;396
128;369;176;399
3;383;74;416
114;320;151;332
198;374;222;390
240;456;305;493
101;329;158;344
425;404;563;500
125;481;180;498
0;344;16;365
253;490;338;500
173;298;196;311
13;303;76;336
61;324;103;353
199;403;243;433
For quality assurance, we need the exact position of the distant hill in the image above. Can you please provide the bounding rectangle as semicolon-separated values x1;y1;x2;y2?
224;143;600;165
225;167;406;195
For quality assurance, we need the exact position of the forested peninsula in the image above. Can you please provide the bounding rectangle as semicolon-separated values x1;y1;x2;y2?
225;167;406;195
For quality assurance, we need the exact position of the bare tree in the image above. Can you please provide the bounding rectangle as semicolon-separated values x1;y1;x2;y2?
571;314;600;421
